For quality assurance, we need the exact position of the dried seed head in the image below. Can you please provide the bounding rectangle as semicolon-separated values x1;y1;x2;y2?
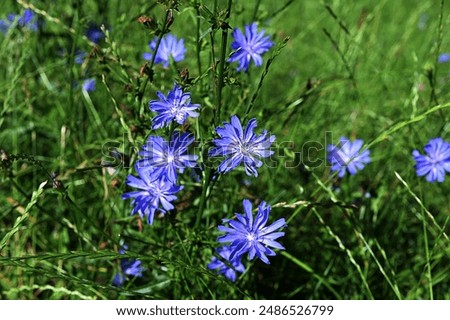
137;16;157;30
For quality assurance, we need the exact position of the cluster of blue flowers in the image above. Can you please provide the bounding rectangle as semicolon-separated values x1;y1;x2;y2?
122;83;199;226
325;136;450;183
0;9;38;33
119;22;286;283
118;17;449;285
206;114;284;280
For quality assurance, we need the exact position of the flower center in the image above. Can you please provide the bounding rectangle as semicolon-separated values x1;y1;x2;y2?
246;232;257;242
166;154;175;163
337;150;351;165
236;141;251;156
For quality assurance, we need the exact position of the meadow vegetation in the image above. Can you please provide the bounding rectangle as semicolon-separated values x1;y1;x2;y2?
1;0;450;299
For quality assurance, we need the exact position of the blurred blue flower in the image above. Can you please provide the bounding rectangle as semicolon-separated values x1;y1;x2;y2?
209;115;276;177
217;199;286;264
86;24;104;44
207;246;245;282
0;20;9;33
412;137;450;183
122;165;183;225
82;78;96;91
112;245;144;287
137;132;198;183
228;22;273;72
18;9;38;30
149;83;200;129
74;50;87;64
0;9;38;33
143;34;186;68
438;53;450;63
327;137;371;178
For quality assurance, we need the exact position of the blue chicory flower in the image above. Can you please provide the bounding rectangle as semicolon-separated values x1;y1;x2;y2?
112;245;144;287
217;199;286;264
228;22;273;72
0;9;38;33
137;132;198;183
122;165;183;225
82;78;96;91
412;137;450;183
207;246;245;282
74;50;87;64
327;137;371;178
17;9;38;30
149;83;200;129
143;34;186;68
438;53;450;63
0;20;9;33
209;115;276;177
86;24;105;44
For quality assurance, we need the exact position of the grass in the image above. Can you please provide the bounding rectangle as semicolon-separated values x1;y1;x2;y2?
1;0;450;299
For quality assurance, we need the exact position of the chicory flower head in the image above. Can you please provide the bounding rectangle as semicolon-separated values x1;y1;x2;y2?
137;132;198;183
122;165;183;225
207;246;245;282
228;22;273;72
74;50;87;64
209;115;276;177
143;34;186;68
217;199;286;264
82;78;96;91
86;24;105;44
412;137;450;183
438;53;450;63
327;137;371;178
112;245;144;287
149;83;200;129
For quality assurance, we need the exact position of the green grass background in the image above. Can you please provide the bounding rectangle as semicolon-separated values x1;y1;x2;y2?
1;0;450;299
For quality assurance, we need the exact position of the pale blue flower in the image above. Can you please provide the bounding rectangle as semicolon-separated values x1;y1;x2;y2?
209;115;275;177
327;137;371;177
143;34;186;68
412;137;450;182
208;246;245;282
112;245;144;287
149;83;200;129
122;165;183;225
217;199;286;264
137;132;198;183
228;22;273;72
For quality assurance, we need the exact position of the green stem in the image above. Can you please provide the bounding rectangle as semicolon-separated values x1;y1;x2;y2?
195;167;212;228
215;0;232;124
252;0;261;21
196;4;203;84
422;206;433;300
138;9;172;114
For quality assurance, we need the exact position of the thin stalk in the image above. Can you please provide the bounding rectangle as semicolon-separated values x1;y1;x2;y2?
422;207;433;300
137;9;172;114
215;0;232;124
196;5;203;84
252;0;261;21
69;0;81;141
430;0;444;107
195;167;212;228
